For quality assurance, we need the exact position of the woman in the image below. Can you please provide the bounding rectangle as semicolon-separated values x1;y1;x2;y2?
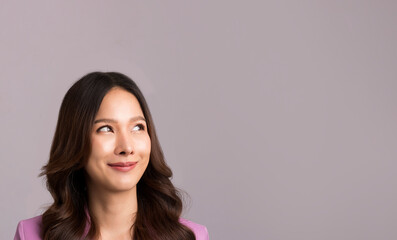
14;72;208;240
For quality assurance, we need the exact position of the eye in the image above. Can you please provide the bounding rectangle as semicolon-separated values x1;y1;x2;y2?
97;125;113;133
132;124;145;131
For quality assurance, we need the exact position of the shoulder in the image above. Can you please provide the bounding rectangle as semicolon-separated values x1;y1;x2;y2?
14;215;42;240
14;215;208;240
180;218;209;240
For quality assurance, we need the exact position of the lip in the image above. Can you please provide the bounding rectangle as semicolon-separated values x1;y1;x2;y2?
107;162;137;172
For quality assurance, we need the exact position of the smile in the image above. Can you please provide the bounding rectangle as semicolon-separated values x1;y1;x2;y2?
107;162;137;172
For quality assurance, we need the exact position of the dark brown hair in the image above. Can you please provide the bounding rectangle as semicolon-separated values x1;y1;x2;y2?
40;72;195;239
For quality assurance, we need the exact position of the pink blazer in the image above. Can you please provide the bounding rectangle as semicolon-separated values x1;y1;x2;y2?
14;215;209;240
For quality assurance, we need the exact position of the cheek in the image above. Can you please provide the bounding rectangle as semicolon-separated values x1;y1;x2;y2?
90;136;115;158
139;136;151;157
133;136;151;162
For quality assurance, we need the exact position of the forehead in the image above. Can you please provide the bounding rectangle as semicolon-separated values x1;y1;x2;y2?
95;88;144;118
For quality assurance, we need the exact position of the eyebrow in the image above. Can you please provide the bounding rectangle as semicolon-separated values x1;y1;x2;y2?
94;116;146;124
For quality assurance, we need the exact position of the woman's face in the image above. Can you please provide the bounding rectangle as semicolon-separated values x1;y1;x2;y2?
85;87;151;193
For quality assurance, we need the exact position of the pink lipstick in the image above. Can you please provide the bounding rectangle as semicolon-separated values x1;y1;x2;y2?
107;162;137;172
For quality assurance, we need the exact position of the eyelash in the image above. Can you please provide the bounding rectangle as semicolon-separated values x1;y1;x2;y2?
134;124;145;131
96;125;112;133
96;124;145;133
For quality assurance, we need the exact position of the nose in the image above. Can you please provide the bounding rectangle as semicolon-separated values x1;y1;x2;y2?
114;131;134;156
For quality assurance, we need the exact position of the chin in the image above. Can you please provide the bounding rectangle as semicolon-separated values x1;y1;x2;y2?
109;180;139;192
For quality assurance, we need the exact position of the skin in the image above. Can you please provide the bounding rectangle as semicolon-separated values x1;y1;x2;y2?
85;87;151;239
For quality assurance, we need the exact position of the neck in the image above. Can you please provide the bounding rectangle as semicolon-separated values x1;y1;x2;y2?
87;186;137;239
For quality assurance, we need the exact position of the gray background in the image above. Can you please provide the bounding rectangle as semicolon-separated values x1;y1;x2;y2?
1;1;396;239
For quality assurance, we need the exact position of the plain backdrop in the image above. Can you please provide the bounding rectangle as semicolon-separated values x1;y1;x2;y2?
1;1;397;239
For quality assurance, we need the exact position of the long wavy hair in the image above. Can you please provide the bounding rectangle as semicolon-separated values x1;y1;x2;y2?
40;72;195;240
